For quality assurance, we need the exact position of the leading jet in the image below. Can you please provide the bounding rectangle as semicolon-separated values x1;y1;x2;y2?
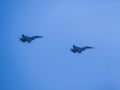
20;34;43;43
71;45;94;53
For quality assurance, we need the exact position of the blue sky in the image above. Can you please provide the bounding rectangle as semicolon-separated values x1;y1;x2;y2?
1;0;120;90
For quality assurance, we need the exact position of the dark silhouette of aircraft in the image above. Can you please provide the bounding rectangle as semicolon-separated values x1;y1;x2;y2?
20;34;43;43
71;45;94;53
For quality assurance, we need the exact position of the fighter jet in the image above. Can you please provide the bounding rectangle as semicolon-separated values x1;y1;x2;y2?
20;34;43;43
71;45;94;53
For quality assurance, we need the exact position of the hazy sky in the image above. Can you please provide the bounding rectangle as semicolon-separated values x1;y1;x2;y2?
1;0;120;90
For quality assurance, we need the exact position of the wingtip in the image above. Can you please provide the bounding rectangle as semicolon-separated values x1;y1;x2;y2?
85;46;94;49
38;36;43;38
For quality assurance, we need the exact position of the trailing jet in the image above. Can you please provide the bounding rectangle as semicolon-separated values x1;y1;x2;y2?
20;34;43;43
71;45;94;53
